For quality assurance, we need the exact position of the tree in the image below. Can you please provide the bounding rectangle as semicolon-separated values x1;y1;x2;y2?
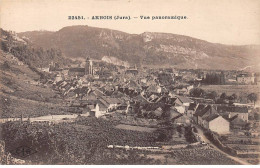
244;123;251;130
157;129;172;142
247;93;258;106
190;88;205;97
202;73;225;85
2;61;10;70
229;93;238;101
207;91;217;99
220;93;227;99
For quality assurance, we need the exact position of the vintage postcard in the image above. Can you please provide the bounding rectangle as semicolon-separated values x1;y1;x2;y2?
0;0;260;165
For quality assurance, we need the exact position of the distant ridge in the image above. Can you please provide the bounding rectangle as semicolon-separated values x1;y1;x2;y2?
18;25;260;71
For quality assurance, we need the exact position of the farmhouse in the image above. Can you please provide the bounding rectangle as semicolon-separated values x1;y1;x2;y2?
217;106;248;122
236;73;255;84
194;105;217;126
203;114;230;134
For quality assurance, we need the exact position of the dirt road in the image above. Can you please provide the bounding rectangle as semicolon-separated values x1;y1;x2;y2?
195;126;250;165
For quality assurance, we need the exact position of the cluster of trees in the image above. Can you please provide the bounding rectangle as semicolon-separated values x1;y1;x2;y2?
190;88;219;100
215;93;238;104
190;87;259;105
1;117;163;164
189;88;205;97
156;122;176;142
247;93;258;106
184;126;197;143
158;73;174;86
1;29;71;69
202;72;225;85
10;46;69;69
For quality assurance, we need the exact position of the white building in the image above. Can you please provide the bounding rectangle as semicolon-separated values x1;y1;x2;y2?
236;73;255;84
204;114;230;134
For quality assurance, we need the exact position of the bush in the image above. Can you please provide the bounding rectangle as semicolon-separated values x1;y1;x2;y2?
2;118;161;164
184;126;197;143
190;88;205;97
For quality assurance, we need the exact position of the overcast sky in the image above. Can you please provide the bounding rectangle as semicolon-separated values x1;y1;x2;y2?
1;0;260;45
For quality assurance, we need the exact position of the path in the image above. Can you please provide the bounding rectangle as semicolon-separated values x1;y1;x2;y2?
0;113;90;123
195;125;250;165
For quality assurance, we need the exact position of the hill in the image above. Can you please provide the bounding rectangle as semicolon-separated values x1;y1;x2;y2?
0;29;69;118
1;28;71;68
18;25;260;71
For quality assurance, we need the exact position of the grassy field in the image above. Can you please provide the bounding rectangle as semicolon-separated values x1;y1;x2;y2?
115;124;157;132
109;113;158;127
199;85;260;103
220;133;260;164
0;93;69;118
0;52;66;118
147;146;240;165
199;85;260;95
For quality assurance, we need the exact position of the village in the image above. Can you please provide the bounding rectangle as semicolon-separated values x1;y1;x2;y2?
28;57;259;162
44;58;259;130
1;50;259;164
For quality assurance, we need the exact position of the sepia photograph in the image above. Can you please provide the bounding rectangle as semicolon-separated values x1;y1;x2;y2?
0;0;260;165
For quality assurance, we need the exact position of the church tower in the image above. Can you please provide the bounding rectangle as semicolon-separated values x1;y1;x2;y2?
85;57;93;75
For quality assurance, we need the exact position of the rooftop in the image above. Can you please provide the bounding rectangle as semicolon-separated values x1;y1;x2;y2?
69;68;85;72
204;113;220;122
217;106;248;113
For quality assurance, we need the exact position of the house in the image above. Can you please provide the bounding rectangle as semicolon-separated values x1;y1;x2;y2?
186;103;198;118
203;114;230;134
54;74;63;83
146;84;162;94
174;85;194;95
151;107;164;118
189;97;215;104
194;105;217;126
176;96;194;107
169;91;178;98
168;97;182;106
67;102;89;114
229;115;247;129
193;104;207;122
116;102;131;114
68;68;85;77
236;73;255;84
99;96;123;112
89;103;108;118
148;94;159;102
169;94;194;107
169;108;181;120
250;131;260;137
133;95;149;104
217;106;248;122
173;106;186;114
140;78;147;84
124;80;142;93
175;88;188;95
171;113;191;125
